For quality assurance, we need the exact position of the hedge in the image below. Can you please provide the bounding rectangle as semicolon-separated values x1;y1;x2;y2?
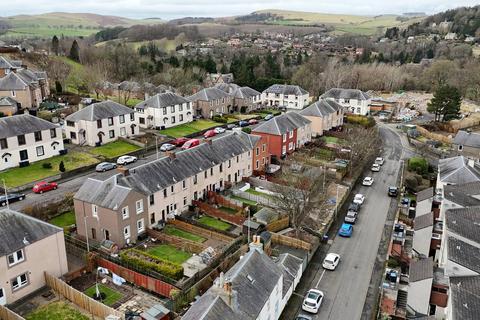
212;115;228;123
120;249;184;280
346;114;376;128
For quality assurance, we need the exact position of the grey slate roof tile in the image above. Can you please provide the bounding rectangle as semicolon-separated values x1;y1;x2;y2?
74;176;132;210
449;276;480;320
300;99;342;117
0;114;59;139
65;100;134;122
321;88;371;100
187;87;231;102
409;258;433;282
263;84;308;96
453;130;480;148
414;212;433;231
438;156;480;185
134;93;189;110
444;182;480;207
447;236;480;274
445;206;480;244
253;112;310;135
417;187;434;203
0;72;29;90
0;96;19;107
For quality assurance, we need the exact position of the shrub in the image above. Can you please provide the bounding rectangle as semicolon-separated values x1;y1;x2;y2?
59;161;66;172
386;258;399;268
242;127;252;134
405;176;419;192
42;162;53;169
408;157;428;174
120;249;184;280
212;115;228;123
346;115;376;128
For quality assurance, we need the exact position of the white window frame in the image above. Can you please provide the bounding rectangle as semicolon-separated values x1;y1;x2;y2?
137;218;145;233
124;225;130;239
92;204;98;218
120;127;126;136
282;134;287;142
7;249;25;267
136;200;144;214
11;273;28;291
122;206;129;220
119;114;125;124
289;130;294;138
36;146;44;157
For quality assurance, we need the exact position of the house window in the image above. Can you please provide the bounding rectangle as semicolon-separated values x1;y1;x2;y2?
187;103;191;110
289;130;294;138
183;197;187;205
108;117;113;126
120;127;126;136
67;121;75;127
11;90;16;97
124;226;130;239
458;145;463;151
92;204;98;217
17;135;26;145
171;106;175;113
139;117;145;124
70;132;77;139
162;107;167;115
122;206;129;219
210;167;213;176
149;194;154;205
262;144;266;152
19;150;28;161
130;113;135;121
193;175;198;185
119;115;125;124
97;120;103;128
282;145;286;155
137;219;145;233
236;156;239;163
136;200;144;214
34;131;42;142
228;160;231;168
288;142;293;150
179;114;183;122
36;146;44;156
163;189;167;198
11;273;28;291
262;157;266;165
256;160;259;169
171;116;176;124
109;130;115;138
219;164;223;172
7;250;24;267
0;138;7;149
282;134;286;142
182;180;186;189
204;171;207;178
170;185;174;193
256;147;259;156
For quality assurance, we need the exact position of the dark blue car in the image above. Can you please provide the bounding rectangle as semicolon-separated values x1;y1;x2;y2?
339;223;353;237
239;120;249;127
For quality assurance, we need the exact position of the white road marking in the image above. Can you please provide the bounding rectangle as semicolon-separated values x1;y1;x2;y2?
316;269;326;288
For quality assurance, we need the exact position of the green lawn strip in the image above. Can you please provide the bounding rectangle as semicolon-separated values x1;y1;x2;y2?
159;120;222;138
230;195;258;206
197;216;232;231
147;244;192;265
218;206;239;214
89;140;141;158
246;188;273;199
49;211;76;228
84;284;123;307
26;301;89;320
0;151;99;188
163;225;206;243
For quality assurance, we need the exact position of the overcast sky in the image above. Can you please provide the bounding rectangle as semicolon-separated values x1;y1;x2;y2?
2;0;479;19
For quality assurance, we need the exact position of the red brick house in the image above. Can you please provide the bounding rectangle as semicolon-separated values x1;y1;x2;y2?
252;134;270;172
252;112;311;160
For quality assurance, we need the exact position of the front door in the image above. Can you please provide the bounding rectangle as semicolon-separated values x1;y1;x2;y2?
104;229;110;240
0;288;6;305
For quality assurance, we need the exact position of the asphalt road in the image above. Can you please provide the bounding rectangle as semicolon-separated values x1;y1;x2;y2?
283;124;404;320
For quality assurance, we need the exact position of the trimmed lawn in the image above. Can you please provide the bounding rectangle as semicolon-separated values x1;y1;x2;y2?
246;188;273;199
147;244;192;265
0;152;99;188
90;140;141;158
26;301;89;320
84;284;123;307
230;195;257;206
163;225;206;243
49;211;76;228
197;216;232;231
159;120;222;138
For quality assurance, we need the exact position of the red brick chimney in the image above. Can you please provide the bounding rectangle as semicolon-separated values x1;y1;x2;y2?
117;167;129;176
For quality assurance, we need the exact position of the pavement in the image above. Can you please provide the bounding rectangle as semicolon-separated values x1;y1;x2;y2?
281;124;406;320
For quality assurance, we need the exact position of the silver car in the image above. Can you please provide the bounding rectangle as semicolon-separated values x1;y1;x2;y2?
96;162;117;172
160;143;175;152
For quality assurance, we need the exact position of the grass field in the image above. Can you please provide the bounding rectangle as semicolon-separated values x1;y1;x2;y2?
84;284;124;307
49;211;76;228
90;140;141;158
159;120;223;138
26;301;89;320
0;151;99;188
197;216;232;231
163;225;206;243
147;244;192;265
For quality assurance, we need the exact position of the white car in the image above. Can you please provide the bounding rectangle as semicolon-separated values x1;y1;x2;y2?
322;253;340;270
362;177;374;186
116;155;137;165
214;127;226;134
353;193;365;205
160;143;175;152
371;163;380;172
302;289;324;314
375;157;385;165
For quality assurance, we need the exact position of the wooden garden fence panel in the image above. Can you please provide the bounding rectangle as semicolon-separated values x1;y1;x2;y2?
0;305;25;320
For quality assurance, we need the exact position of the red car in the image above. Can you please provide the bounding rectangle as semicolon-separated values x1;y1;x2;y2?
32;181;58;194
182;139;200;149
249;119;258;125
172;137;189;147
203;130;217;138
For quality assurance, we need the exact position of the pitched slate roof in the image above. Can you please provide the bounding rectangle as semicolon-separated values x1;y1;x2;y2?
253;207;279;225
187;87;231;102
444;182;480;207
0;56;15;69
232;86;261;99
0;114;59;139
0;209;62;256
16;68;40;86
453;130;480;148
65;100;134;122
117;132;259;195
134;92;189;110
214;83;240;94
321;88;371;101
445;207;480;244
409;258;434;282
449;276;480;320
0;96;19;107
74;176;133;210
417;187;434;202
300;99;342;117
0;72;29;90
252;112;310;136
447;236;480;274
414;212;433;231
263;84;308;96
277;253;303;297
438;156;480;185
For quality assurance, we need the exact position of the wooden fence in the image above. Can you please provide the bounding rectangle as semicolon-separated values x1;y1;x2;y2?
416;126;452;144
207;191;244;212
0;305;25;320
266;216;290;232
169;219;234;243
44;272;124;319
146;228;206;253
193;200;246;226
270;233;312;252
232;189;278;207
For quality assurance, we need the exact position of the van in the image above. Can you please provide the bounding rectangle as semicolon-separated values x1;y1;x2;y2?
182;139;200;149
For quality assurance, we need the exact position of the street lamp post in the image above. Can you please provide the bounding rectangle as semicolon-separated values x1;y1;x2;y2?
2;179;9;210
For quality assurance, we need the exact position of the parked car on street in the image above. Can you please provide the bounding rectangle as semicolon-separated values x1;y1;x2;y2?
302;289;324;314
344;211;358;224
362;177;374;186
214;127;226;134
322;253;340;270
0;193;25;206
239;120;249;127
371;163;380;172
295;315;312;320
339;223;353;237
227;124;237;130
248;118;258;125
375;157;385;165
348;202;361;212
116;155;137;165
264;114;274;121
353;194;365;205
32;181;58;194
182;139;200;149
388;186;399;197
172;137;189;147
204;130;217;138
95;162;117;172
160;143;175;152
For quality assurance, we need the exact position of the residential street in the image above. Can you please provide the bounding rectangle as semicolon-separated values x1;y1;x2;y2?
281;124;404;320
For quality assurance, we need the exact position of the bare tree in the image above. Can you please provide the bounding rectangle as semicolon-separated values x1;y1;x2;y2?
344;125;381;174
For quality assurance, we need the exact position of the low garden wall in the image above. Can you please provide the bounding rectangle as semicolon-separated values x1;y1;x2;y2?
146;228;206;254
171;217;235;242
271;233;312;252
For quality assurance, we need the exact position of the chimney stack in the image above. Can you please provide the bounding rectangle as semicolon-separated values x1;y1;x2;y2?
206;139;212;145
468;158;475;168
117;167;130;176
166;151;176;160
